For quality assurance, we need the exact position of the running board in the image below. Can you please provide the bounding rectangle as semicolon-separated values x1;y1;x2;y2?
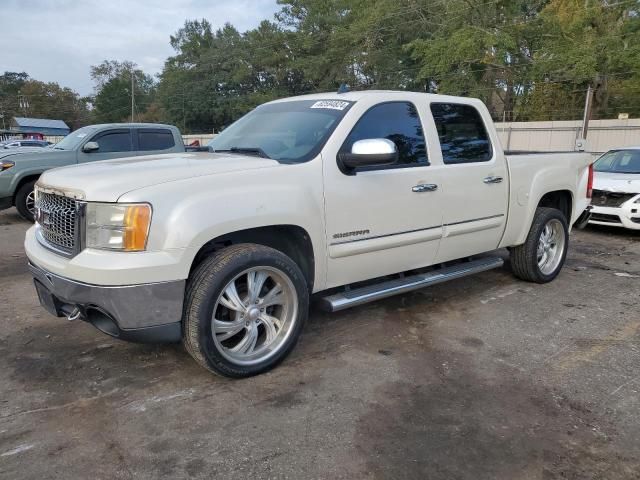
320;256;504;312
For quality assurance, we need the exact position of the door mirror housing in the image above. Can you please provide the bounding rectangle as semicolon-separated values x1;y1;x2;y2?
82;141;99;153
338;138;398;170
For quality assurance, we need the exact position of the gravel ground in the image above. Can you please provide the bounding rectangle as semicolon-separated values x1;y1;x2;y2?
1;207;639;480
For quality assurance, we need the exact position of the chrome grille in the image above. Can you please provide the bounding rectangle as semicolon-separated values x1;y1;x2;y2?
36;192;77;252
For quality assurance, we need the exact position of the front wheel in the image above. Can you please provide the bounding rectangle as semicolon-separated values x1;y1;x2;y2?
15;180;37;222
183;244;309;378
510;207;569;283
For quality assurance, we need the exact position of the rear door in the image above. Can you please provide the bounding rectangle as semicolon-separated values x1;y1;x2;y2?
429;102;509;263
135;128;179;155
77;128;135;163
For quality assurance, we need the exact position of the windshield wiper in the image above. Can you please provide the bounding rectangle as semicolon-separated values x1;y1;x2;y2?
213;147;271;159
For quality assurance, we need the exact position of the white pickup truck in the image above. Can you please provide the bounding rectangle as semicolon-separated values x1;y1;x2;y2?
25;91;593;377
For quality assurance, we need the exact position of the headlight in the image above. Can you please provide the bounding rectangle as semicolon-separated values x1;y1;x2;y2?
86;203;152;251
1;160;15;171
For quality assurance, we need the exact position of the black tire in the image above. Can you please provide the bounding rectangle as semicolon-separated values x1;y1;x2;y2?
15;180;37;222
510;207;569;283
183;243;309;378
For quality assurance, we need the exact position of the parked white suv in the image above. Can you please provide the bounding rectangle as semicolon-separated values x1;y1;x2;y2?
25;91;593;377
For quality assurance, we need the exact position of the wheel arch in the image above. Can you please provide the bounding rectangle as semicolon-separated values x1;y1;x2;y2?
12;173;42;204
536;189;573;222
189;225;316;292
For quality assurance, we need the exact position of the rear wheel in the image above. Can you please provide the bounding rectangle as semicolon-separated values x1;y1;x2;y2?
15;180;37;222
183;244;309;378
510;207;569;283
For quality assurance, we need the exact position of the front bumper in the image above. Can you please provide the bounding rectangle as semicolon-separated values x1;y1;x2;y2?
590;203;640;230
29;261;184;343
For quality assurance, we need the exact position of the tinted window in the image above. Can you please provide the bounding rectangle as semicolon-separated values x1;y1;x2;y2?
341;102;428;167
430;103;492;164
138;130;175;151
93;131;132;153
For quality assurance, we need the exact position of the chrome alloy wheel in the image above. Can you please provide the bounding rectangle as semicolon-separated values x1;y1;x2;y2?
211;267;298;366
537;218;566;275
26;190;36;216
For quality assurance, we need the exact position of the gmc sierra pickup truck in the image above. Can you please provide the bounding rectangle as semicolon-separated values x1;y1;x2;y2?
0;123;184;221
25;91;593;378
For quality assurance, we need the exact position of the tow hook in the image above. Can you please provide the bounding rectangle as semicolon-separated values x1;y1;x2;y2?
67;308;82;322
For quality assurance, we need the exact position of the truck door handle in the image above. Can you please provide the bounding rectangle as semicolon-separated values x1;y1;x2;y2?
484;176;503;184
412;183;438;193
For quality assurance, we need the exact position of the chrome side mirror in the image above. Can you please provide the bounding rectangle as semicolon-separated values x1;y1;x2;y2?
82;141;99;153
338;138;398;170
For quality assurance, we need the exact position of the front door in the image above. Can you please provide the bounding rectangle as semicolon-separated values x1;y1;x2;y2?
322;100;445;289
77;128;135;163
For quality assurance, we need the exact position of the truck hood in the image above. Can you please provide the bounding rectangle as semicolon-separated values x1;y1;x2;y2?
37;152;282;202
593;171;640;194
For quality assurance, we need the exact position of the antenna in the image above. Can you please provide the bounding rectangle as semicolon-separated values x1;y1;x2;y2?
337;83;350;94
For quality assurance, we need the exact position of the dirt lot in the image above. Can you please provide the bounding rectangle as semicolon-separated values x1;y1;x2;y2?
1;208;639;480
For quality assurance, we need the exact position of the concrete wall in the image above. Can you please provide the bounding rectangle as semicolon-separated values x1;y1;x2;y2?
44;119;640;155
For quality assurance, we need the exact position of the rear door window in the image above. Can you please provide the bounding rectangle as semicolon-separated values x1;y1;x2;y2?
138;129;175;151
430;103;492;164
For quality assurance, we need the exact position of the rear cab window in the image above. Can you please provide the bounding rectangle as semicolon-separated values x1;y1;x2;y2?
430;103;493;164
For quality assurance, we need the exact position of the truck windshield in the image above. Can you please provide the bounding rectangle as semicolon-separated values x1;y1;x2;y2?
53;126;98;150
594;149;640;174
207;99;353;163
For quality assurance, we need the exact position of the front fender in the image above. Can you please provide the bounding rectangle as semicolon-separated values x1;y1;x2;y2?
119;161;328;290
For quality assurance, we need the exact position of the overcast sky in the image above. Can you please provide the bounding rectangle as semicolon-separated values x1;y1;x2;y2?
1;0;280;96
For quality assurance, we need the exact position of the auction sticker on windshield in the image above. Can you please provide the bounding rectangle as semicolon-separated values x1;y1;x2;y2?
310;100;351;111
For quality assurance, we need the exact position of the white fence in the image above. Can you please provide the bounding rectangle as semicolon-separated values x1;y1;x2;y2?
43;118;640;155
495;119;640;154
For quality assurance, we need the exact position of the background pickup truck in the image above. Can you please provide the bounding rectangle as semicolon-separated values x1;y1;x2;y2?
25;91;593;378
0;123;184;220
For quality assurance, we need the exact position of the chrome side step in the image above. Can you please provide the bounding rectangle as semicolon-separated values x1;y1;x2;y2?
320;256;504;312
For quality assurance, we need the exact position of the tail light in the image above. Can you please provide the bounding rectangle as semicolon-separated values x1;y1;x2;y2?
587;163;594;198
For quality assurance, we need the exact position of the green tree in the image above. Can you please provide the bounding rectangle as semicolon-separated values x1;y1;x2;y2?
91;60;156;123
526;0;640;119
0;72;91;130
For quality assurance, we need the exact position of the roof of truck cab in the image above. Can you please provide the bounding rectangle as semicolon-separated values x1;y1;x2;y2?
266;90;483;104
83;123;179;130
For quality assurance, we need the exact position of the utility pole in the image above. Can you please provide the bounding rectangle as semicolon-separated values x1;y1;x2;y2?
581;85;593;140
131;70;135;123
